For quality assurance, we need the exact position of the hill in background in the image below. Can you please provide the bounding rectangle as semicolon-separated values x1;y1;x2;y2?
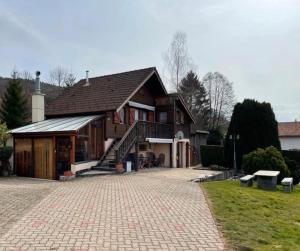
0;77;64;119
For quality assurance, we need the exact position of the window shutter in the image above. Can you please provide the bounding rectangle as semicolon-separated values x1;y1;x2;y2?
148;111;154;122
113;111;120;124
129;108;135;124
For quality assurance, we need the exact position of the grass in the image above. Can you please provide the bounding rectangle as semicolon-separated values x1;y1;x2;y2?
202;180;300;251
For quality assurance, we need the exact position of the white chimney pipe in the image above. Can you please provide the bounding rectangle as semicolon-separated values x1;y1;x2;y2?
32;71;45;123
84;70;89;86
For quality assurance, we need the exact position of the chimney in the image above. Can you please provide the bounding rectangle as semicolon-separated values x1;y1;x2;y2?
84;70;89;86
32;71;45;123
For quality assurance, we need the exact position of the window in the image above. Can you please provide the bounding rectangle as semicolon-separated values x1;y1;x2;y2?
159;112;168;123
119;108;125;123
181;112;184;124
176;111;181;124
134;109;139;121
139;110;147;121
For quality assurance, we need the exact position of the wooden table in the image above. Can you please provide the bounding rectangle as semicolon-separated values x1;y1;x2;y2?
253;170;280;191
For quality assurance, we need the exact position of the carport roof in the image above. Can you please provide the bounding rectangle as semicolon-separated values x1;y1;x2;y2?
10;115;102;134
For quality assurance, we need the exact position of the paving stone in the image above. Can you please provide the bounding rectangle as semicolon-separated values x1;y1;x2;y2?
0;169;225;250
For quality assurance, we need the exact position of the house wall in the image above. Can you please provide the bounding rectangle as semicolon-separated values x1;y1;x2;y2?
131;85;155;106
152;143;171;167
279;136;300;150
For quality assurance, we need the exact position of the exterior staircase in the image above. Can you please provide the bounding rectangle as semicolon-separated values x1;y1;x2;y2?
92;139;120;172
79;120;173;177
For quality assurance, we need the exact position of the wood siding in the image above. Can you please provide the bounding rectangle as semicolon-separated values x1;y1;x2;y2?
34;138;55;179
15;138;33;177
131;85;155;106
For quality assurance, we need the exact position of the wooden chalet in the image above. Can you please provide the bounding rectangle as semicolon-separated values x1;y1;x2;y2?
10;67;195;179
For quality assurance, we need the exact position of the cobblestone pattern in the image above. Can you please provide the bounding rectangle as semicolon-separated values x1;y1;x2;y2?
0;177;57;238
0;169;224;250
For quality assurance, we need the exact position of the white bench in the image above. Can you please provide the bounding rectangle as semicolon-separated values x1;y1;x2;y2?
240;175;254;187
281;177;293;192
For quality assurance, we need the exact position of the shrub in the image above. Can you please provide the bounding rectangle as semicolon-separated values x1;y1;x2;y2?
284;157;300;184
200;145;225;167
0;146;13;161
207;129;223;145
282;150;300;163
242;146;290;182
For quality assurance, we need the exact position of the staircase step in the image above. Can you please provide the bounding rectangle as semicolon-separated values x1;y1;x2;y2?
92;166;116;172
77;170;115;177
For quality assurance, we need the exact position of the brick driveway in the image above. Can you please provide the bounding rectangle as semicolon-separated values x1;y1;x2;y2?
0;169;224;251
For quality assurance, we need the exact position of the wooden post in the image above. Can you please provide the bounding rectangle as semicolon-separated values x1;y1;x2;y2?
53;136;56;178
70;135;76;164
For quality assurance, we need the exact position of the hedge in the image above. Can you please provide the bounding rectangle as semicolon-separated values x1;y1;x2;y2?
282;150;300;184
282;150;300;163
200;145;225;167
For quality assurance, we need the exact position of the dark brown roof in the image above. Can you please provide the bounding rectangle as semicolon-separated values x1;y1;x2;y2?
278;122;300;137
46;67;158;116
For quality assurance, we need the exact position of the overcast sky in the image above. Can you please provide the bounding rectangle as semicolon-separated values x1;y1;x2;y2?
0;0;299;121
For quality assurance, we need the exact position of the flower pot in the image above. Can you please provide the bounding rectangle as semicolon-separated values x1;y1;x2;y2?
115;163;124;173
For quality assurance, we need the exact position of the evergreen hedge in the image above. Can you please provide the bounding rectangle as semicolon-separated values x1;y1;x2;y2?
224;99;280;169
282;150;300;184
200;145;225;167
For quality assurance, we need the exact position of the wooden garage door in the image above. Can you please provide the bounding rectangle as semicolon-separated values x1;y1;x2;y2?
34;138;54;179
15;138;33;177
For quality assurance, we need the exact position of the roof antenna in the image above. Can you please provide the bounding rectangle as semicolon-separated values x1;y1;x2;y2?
84;70;89;86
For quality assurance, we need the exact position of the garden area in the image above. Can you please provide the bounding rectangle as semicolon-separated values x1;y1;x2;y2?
203;180;300;251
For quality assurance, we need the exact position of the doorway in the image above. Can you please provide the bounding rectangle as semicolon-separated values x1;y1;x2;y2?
56;137;71;179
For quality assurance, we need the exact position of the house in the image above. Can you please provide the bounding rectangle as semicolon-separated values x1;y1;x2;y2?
10;67;195;180
278;121;300;150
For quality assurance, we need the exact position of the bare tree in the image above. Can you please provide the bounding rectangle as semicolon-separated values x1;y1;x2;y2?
202;72;235;130
49;66;76;87
49;66;68;87
163;31;190;91
20;71;33;81
65;73;76;87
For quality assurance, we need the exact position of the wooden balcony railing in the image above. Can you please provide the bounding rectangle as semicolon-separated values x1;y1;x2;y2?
115;121;173;163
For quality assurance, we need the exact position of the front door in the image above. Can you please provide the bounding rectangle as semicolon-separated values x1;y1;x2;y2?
56;137;71;179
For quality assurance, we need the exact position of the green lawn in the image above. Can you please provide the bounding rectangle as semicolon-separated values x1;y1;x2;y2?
202;180;300;251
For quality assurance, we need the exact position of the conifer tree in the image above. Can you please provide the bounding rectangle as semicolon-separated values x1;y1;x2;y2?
224;99;281;169
179;71;210;129
0;71;29;129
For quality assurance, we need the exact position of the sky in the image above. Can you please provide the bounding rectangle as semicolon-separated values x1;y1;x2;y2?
0;0;299;121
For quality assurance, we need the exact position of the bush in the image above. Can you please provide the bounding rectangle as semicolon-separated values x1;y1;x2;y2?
284;157;300;184
207;129;223;145
200;145;225;167
242;146;290;182
0;146;13;161
282;150;300;163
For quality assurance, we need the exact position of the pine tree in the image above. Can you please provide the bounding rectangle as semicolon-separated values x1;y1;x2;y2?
0;71;29;129
179;71;210;129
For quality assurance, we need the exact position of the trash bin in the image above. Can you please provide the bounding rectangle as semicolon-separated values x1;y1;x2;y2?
126;161;132;172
